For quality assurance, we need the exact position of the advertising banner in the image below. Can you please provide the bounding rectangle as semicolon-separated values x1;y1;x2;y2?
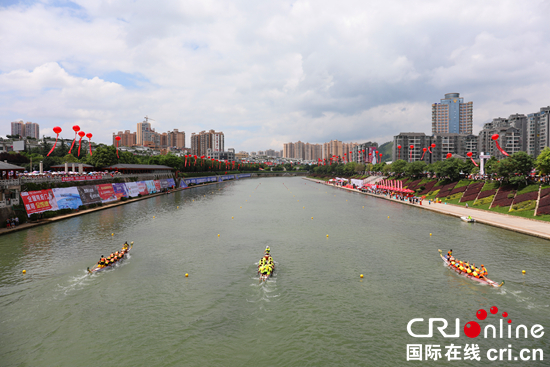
179;179;188;188
184;176;218;185
20;189;58;215
237;174;251;179
52;187;83;210
159;179;170;189
220;175;234;181
137;181;149;195
125;182;140;197
166;178;176;188
154;180;161;192
112;183;128;199
61;175;103;182
77;185;102;205
97;183;117;203
146;180;157;194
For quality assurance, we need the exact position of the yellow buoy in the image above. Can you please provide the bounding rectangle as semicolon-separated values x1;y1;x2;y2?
430;233;432;236
218;234;220;237
153;216;155;218
246;200;247;202
522;270;526;274
111;233;114;236
303;206;305;209
326;234;329;238
240;206;242;208
346;199;347;201
360;274;363;278
388;216;390;219
297;200;299;202
22;269;26;274
362;206;364;208
311;217;313;219
177;206;179;208
232;216;234;219
185;273;188;277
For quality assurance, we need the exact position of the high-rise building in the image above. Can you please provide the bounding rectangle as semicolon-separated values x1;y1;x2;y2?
283;143;294;158
527;107;550;158
113;130;137;147
11;121;24;137
190;130;224;156
167;129;185;149
11;121;39;139
432;93;473;135
25;122;40;139
136;117;158;147
477;116;525;159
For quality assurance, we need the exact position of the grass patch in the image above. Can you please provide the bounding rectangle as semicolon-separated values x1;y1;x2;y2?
445;192;464;204
534;213;550;221
509;209;536;218
434;180;449;187
455;199;476;207
455;179;472;188
473;194;494;208
515;184;539;195
481;182;500;192
510;200;536;212
425;189;440;200
489;205;511;214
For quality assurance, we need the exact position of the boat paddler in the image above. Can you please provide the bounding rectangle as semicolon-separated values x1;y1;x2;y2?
122;242;129;250
447;249;452;260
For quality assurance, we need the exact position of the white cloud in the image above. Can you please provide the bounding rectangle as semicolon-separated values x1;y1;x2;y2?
1;0;549;151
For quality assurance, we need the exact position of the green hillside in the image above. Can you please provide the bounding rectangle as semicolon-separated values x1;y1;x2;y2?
378;141;393;162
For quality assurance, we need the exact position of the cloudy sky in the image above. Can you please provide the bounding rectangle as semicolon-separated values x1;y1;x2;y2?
1;0;549;151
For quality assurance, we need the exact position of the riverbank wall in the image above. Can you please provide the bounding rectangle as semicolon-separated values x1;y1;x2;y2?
304;177;550;241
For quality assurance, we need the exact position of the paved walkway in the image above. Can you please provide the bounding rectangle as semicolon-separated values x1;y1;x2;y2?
305;178;550;241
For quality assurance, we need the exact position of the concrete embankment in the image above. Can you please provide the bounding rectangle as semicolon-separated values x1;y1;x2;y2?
304;177;550;241
0;179;226;237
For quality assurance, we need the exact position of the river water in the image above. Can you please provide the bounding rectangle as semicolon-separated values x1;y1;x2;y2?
1;177;549;366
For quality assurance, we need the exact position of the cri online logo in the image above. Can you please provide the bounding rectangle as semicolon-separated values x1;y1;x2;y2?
407;306;544;339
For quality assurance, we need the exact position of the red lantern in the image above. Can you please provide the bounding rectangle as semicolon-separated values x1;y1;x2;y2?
421;147;427;160
491;133;509;156
69;125;80;154
86;133;93;156
409;145;414;162
397;145;402;160
47;126;62;156
446;153;452;159
466;152;479;167
115;136;121;158
428;143;436;154
77;131;86;156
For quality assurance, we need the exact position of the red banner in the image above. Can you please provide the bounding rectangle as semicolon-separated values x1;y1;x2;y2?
61;175;103;182
96;184;117;202
20;190;56;215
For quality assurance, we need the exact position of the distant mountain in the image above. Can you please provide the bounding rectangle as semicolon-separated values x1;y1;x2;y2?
377;141;393;162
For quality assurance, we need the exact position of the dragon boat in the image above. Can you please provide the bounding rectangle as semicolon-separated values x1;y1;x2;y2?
438;249;504;287
258;253;275;282
88;243;133;274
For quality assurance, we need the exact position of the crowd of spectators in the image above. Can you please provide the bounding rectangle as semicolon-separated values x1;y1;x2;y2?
6;216;19;229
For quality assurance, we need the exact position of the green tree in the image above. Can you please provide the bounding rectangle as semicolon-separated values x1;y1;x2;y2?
391;159;407;176
496;151;534;185
405;160;427;178
536;147;550;175
62;153;80;163
85;145;118;168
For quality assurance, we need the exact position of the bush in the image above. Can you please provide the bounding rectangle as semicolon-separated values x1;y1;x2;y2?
121;197;128;201
137;194;142;198
29;213;40;221
474;195;494;206
510;200;536;212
